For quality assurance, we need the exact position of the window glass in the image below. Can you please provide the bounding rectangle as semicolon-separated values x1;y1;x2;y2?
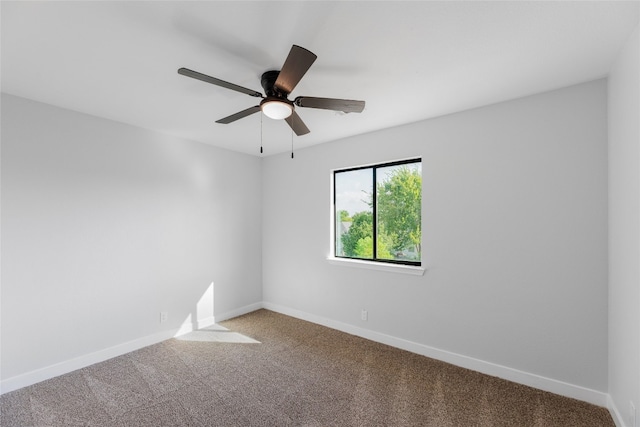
335;168;373;259
334;159;421;265
376;162;422;262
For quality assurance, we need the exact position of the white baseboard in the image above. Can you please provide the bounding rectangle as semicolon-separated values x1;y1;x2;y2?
213;302;263;323
174;316;217;337
0;328;178;395
262;301;609;408
608;395;627;427
0;300;612;414
196;316;216;330
0;310;243;395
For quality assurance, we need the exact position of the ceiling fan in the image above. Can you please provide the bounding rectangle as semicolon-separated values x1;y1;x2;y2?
178;45;365;136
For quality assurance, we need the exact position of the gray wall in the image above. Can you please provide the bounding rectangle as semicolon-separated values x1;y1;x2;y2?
262;80;608;397
1;94;263;386
608;23;640;427
0;75;620;408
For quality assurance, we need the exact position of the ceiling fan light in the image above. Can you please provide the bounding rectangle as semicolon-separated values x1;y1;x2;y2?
261;100;293;120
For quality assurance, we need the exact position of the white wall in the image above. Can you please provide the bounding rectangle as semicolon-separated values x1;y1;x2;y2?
0;94;262;391
608;23;640;427
263;80;609;402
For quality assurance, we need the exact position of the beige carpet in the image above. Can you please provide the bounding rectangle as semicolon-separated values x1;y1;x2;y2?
1;309;614;426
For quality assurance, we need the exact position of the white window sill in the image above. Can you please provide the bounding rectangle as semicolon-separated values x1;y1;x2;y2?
327;257;426;276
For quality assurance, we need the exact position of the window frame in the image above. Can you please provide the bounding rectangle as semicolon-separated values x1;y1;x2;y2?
333;157;422;267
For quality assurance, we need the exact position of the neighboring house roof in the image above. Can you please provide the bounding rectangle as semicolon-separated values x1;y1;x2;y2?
340;221;352;235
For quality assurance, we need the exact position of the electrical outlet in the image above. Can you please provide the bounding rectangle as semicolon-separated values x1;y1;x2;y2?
361;309;368;321
631;401;636;427
160;311;168;323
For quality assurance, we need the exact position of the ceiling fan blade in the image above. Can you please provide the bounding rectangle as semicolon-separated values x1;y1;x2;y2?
216;106;261;124
178;68;263;98
284;111;310;136
295;96;365;113
274;45;317;95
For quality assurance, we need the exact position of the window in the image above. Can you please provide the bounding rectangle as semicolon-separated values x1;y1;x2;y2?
334;158;422;266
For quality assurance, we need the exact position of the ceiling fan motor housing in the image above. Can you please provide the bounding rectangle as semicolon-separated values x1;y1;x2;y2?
261;70;286;98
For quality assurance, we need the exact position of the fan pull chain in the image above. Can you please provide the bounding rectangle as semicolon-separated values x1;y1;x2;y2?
260;112;264;154
291;128;294;159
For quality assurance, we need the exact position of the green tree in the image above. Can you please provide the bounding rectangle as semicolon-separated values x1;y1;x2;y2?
338;210;352;222
376;166;422;254
374;224;395;260
341;211;372;257
354;236;373;258
354;234;393;259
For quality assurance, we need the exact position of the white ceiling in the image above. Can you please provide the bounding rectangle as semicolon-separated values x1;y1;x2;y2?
2;1;638;156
